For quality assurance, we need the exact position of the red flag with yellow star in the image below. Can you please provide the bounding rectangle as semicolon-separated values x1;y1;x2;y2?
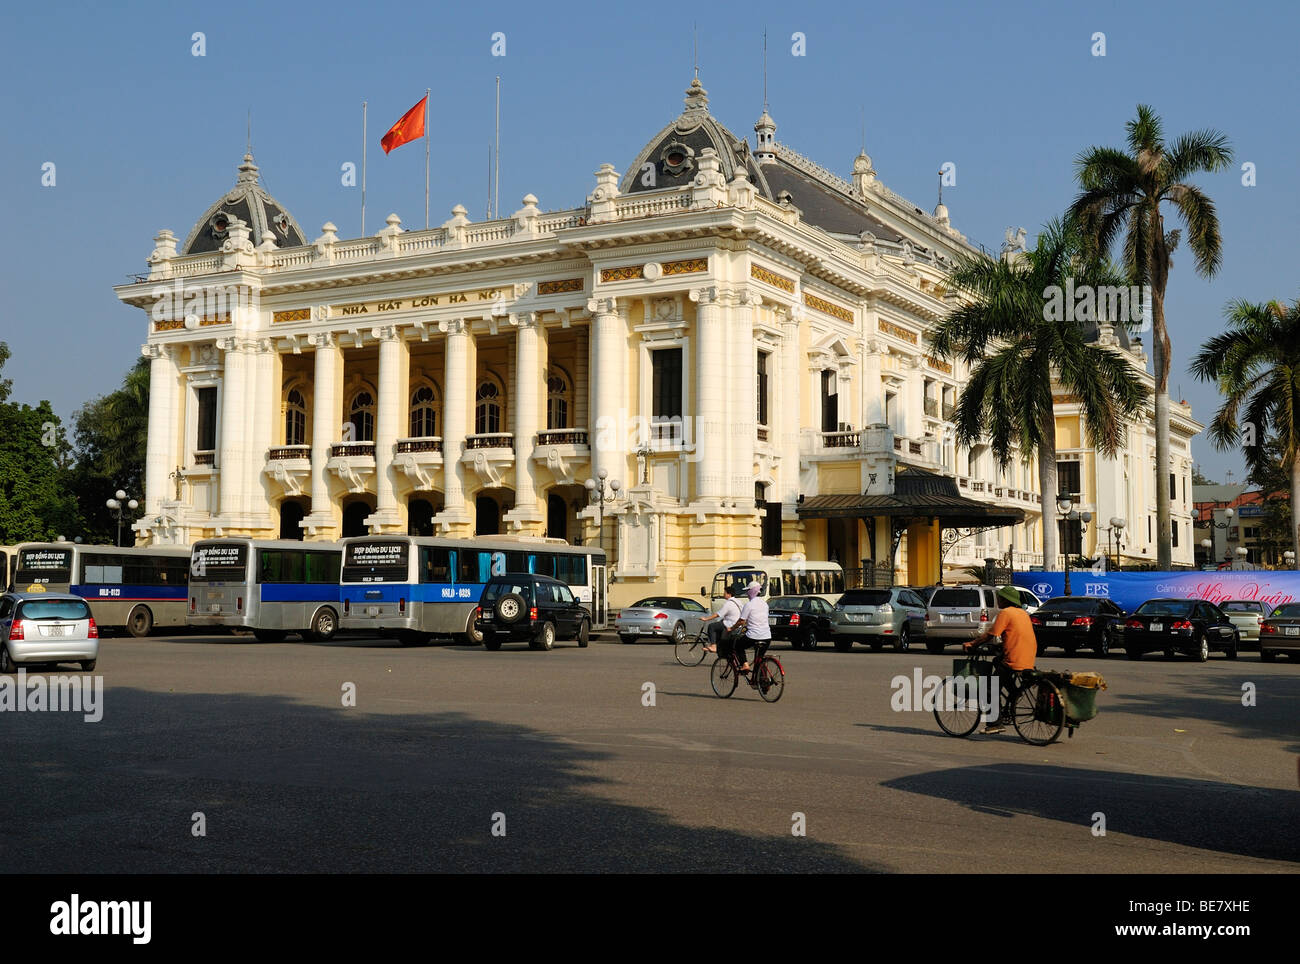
381;95;427;154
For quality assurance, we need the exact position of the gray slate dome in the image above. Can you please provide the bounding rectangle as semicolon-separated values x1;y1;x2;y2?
180;152;307;255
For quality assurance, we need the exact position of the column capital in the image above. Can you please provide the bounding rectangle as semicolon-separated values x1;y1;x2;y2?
371;325;402;343
438;317;468;335
215;336;239;353
688;286;721;306
587;296;618;316
311;331;336;351
141;343;170;360
509;311;541;330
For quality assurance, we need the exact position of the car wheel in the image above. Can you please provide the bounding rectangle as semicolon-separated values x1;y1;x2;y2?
531;621;556;651
577;619;590;648
805;628;819;650
0;645;16;673
1096;626;1112;658
494;594;527;625
619;634;635;645
461;608;485;645
80;660;96;672
483;632;502;651
253;629;288;643
1260;648;1276;662
308;607;338;642
895;626;909;653
127;605;154;638
1197;635;1209;663
833;636;853;653
671;622;686;646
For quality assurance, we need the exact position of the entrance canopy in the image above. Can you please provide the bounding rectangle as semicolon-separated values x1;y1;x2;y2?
796;473;1025;529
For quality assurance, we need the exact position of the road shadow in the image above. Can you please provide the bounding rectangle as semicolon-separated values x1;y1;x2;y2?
883;764;1300;863
0;687;879;873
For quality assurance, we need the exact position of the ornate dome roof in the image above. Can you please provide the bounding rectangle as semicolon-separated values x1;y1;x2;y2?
180;152;307;255
620;77;773;197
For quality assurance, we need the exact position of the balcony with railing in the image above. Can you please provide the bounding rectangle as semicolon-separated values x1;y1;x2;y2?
533;427;591;479
537;429;588;446
264;445;311;496
465;432;514;450
394;437;443;490
193;450;215;466
396;437;443;454
822;430;861;449
326;441;376;494
268;445;310;461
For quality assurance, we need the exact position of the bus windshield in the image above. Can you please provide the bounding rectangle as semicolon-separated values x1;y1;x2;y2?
712;570;765;598
15;548;73;585
191;543;249;582
342;542;411;582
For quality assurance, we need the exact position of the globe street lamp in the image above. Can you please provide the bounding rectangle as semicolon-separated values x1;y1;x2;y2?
1196;506;1234;565
1284;550;1296;570
106;489;139;547
584;469;621;556
1056;495;1092;596
1098;517;1126;572
1200;537;1213;568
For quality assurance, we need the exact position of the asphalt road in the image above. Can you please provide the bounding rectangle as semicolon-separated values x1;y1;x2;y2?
2;630;1297;873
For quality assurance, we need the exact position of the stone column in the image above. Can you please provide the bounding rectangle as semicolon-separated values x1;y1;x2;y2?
142;344;179;520
588;297;623;484
862;338;884;426
690;286;725;502
778;308;800;507
900;355;922;441
730;288;757;501
435;317;473;528
216;337;249;523
302;332;343;535
505;312;544;528
369;325;408;530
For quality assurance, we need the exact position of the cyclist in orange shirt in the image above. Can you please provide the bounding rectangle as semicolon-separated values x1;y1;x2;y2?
964;584;1038;734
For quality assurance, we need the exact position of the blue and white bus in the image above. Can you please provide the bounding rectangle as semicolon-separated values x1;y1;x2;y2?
11;543;190;636
1;546;19;592
339;535;608;644
186;539;343;642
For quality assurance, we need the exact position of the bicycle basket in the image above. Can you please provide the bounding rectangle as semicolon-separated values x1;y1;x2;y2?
1063;683;1100;723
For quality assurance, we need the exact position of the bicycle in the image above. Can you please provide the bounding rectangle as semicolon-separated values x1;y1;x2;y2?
933;643;1064;745
676;626;714;666
709;639;785;703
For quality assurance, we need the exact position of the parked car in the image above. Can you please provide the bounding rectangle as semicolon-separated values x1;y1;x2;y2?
828;587;929;652
924;585;1001;652
476;574;590;651
614;596;708;645
1013;588;1043;614
1219;600;1267;648
0;592;99;672
768;595;836;649
1030;596;1125;656
1258;602;1300;662
1122;598;1239;661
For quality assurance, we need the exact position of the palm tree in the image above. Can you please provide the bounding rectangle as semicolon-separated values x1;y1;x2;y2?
930;218;1150;570
1191;298;1300;566
1069;105;1233;569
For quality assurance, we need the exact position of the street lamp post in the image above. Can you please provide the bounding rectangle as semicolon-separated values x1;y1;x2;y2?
1098;517;1126;572
105;489;139;548
584;469;621;556
1200;537;1213;569
1196;506;1234;565
1056;495;1092;596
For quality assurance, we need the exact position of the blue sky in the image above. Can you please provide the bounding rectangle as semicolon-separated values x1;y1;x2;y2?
1;0;1295;484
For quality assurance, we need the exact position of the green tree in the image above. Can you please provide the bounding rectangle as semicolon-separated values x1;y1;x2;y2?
0;343;81;542
1070;104;1233;569
70;356;150;543
1192;298;1300;566
930;218;1150;570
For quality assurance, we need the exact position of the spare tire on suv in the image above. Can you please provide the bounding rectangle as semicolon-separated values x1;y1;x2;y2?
494;592;527;625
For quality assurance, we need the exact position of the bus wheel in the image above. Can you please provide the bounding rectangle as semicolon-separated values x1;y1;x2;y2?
307;607;338;642
254;629;288;643
460;608;484;646
127;606;154;638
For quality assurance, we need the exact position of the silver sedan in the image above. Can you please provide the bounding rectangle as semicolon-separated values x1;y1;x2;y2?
0;592;100;672
615;597;710;645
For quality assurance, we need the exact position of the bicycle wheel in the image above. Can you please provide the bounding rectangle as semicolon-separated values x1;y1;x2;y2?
710;657;738;698
676;632;707;667
1012;676;1065;746
756;656;785;703
933;674;984;737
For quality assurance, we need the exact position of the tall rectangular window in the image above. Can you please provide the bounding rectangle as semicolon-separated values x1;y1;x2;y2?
1169;472;1176;499
197;387;218;451
650;348;682;439
1056;460;1081;498
820;370;838;433
756;350;769;427
1172;520;1179;547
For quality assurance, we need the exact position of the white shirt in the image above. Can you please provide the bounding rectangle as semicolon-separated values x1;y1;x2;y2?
739;597;771;640
717;597;742;629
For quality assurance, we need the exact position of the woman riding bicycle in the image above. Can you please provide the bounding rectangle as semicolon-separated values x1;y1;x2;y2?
734;581;772;672
963;585;1037;734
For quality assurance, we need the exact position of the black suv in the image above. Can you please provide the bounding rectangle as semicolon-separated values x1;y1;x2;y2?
477;573;591;651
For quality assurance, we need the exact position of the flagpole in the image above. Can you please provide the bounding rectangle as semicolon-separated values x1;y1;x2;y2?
424;88;431;229
361;100;367;236
493;76;500;219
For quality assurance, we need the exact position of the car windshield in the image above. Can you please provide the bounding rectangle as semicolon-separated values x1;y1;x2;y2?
1135;600;1193;617
930;589;981;608
1270;603;1300;617
17;599;91;621
712;571;765;598
837;590;891;607
1221;601;1262;613
770;597;807;609
1039;599;1098;614
629;598;678;609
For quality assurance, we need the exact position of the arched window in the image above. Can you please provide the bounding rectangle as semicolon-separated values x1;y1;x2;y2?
285;389;307;446
475;379;503;435
409;384;439;438
546;368;571;430
349;390;375;442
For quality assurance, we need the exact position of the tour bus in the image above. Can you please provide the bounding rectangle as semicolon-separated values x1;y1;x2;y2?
706;559;846;609
11;543;190;636
187;539;343;642
339;535;608;644
1;546;19;592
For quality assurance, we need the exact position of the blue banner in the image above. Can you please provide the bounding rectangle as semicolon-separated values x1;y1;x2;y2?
1013;571;1300;615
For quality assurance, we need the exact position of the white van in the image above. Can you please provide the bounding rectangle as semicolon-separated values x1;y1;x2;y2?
704;559;845;609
